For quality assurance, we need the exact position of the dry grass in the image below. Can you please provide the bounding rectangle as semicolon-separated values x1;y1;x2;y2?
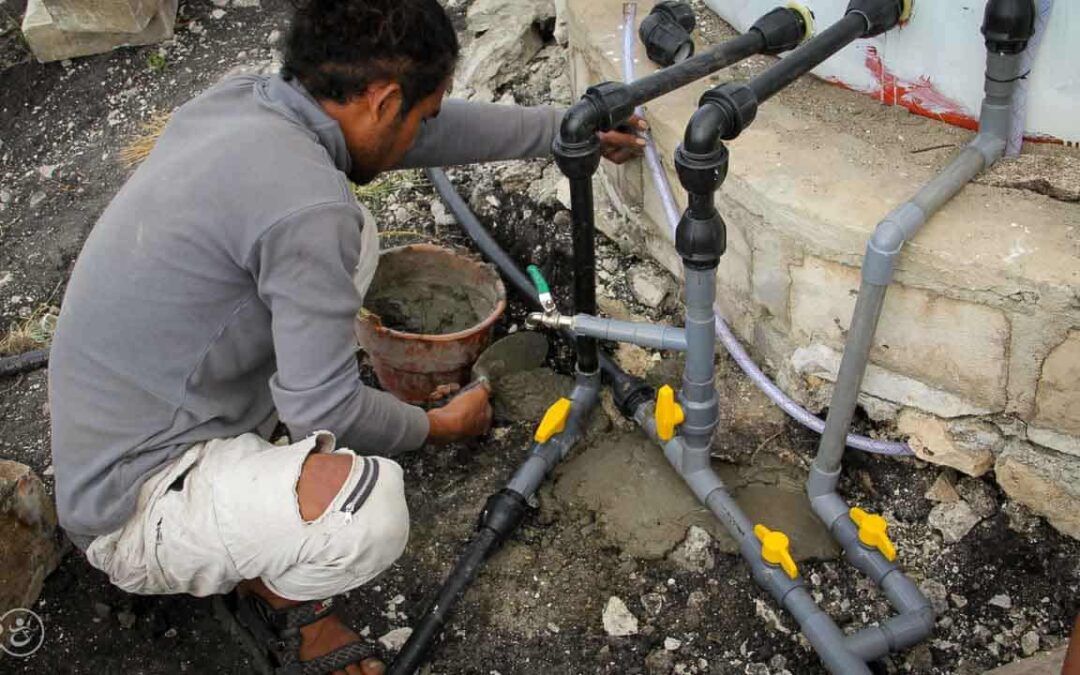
119;112;172;168
0;305;58;356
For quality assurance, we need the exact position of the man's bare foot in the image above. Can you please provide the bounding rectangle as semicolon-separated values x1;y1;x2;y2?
299;613;384;675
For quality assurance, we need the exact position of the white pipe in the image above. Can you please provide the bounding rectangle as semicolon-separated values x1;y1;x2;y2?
1006;0;1053;156
621;2;912;456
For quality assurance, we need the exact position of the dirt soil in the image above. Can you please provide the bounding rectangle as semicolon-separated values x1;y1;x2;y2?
1;1;1079;674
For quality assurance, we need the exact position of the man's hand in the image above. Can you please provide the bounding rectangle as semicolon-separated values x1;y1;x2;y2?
426;381;494;445
598;115;649;165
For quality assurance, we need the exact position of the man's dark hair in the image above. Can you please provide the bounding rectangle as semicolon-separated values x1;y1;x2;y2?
283;0;460;113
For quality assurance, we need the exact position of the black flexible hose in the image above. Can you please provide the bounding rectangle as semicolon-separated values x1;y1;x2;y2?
388;527;500;675
0;348;49;378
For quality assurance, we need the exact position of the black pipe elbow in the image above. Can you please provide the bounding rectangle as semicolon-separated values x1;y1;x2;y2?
683;103;728;156
559;98;602;145
750;6;811;55
845;0;905;37
982;0;1036;54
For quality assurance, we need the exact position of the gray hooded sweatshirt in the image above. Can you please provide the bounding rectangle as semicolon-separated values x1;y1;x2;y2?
48;73;563;542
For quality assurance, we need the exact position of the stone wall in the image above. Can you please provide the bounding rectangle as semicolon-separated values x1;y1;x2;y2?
566;0;1080;538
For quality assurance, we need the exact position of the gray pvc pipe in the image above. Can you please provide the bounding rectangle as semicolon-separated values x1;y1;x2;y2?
815;44;1026;474
571;314;688;351
505;371;600;496
619;6;911;457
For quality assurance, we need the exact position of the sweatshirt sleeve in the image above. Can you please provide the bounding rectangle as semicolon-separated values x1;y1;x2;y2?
252;201;430;454
397;99;566;169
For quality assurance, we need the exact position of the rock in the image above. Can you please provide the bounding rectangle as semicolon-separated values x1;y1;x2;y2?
956;477;997;519
645;647;676;674
905;643;934;672
918;579;949;616
93;601;111;618
663;637;681;651
996;439;1080;539
549;72;572;105
629;266;673;309
1021;631;1040;657
1003;500;1041;535
950;593;968;609
210;8;225;19
0;461;60;615
754;598;791;635
769;655;788;671
982;644;1067;674
640;592;664;617
456;0;552;99
266;29;281;45
988;593;1012;610
22;0;179;63
669;525;715;573
41;0;157;33
928;501;981;543
117;610;136;628
378;627;413;652
28;191;46;208
925;472;961;503
164;626;177;638
897;410;995;477
232;0;260;7
602;596;639;637
430;199;457;227
1032;330;1080;438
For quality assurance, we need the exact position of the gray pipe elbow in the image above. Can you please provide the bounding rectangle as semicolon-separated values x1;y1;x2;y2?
970;131;1007;166
863;202;924;285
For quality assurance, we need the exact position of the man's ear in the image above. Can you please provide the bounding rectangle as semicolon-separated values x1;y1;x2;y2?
366;80;404;125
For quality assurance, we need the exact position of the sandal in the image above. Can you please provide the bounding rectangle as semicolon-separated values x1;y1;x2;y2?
213;592;377;675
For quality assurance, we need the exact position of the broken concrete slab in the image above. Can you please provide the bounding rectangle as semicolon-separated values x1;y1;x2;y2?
898;409;995;477
550;430;839;561
996;439;1080;540
41;0;157;33
22;0;178;63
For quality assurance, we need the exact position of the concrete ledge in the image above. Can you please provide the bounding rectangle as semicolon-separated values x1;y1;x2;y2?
22;0;177;63
567;0;1080;537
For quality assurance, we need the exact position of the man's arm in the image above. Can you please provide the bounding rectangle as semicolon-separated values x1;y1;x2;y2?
253;201;431;454
397;99;563;169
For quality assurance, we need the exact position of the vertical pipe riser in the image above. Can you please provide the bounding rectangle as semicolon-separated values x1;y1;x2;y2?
681;267;719;454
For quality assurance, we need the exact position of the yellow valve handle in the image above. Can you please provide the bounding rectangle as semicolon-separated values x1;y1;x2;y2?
849;507;897;561
753;524;799;579
534;398;572;443
654;385;685;442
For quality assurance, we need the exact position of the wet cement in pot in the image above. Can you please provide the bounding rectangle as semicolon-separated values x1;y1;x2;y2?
364;281;486;335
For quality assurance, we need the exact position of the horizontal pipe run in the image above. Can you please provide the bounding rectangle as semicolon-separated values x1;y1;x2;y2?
569;314;687;351
749;12;867;104
625;32;766;111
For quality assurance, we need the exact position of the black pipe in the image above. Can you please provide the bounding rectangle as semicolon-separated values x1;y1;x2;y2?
424;168;639;393
390;487;530;675
0;348;49;378
568;177;599;374
749;12;868;104
623;31;765;113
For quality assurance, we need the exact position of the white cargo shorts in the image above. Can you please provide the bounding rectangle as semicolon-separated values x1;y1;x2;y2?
85;432;409;601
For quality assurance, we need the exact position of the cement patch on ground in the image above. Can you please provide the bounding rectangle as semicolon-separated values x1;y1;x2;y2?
548;430;839;561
